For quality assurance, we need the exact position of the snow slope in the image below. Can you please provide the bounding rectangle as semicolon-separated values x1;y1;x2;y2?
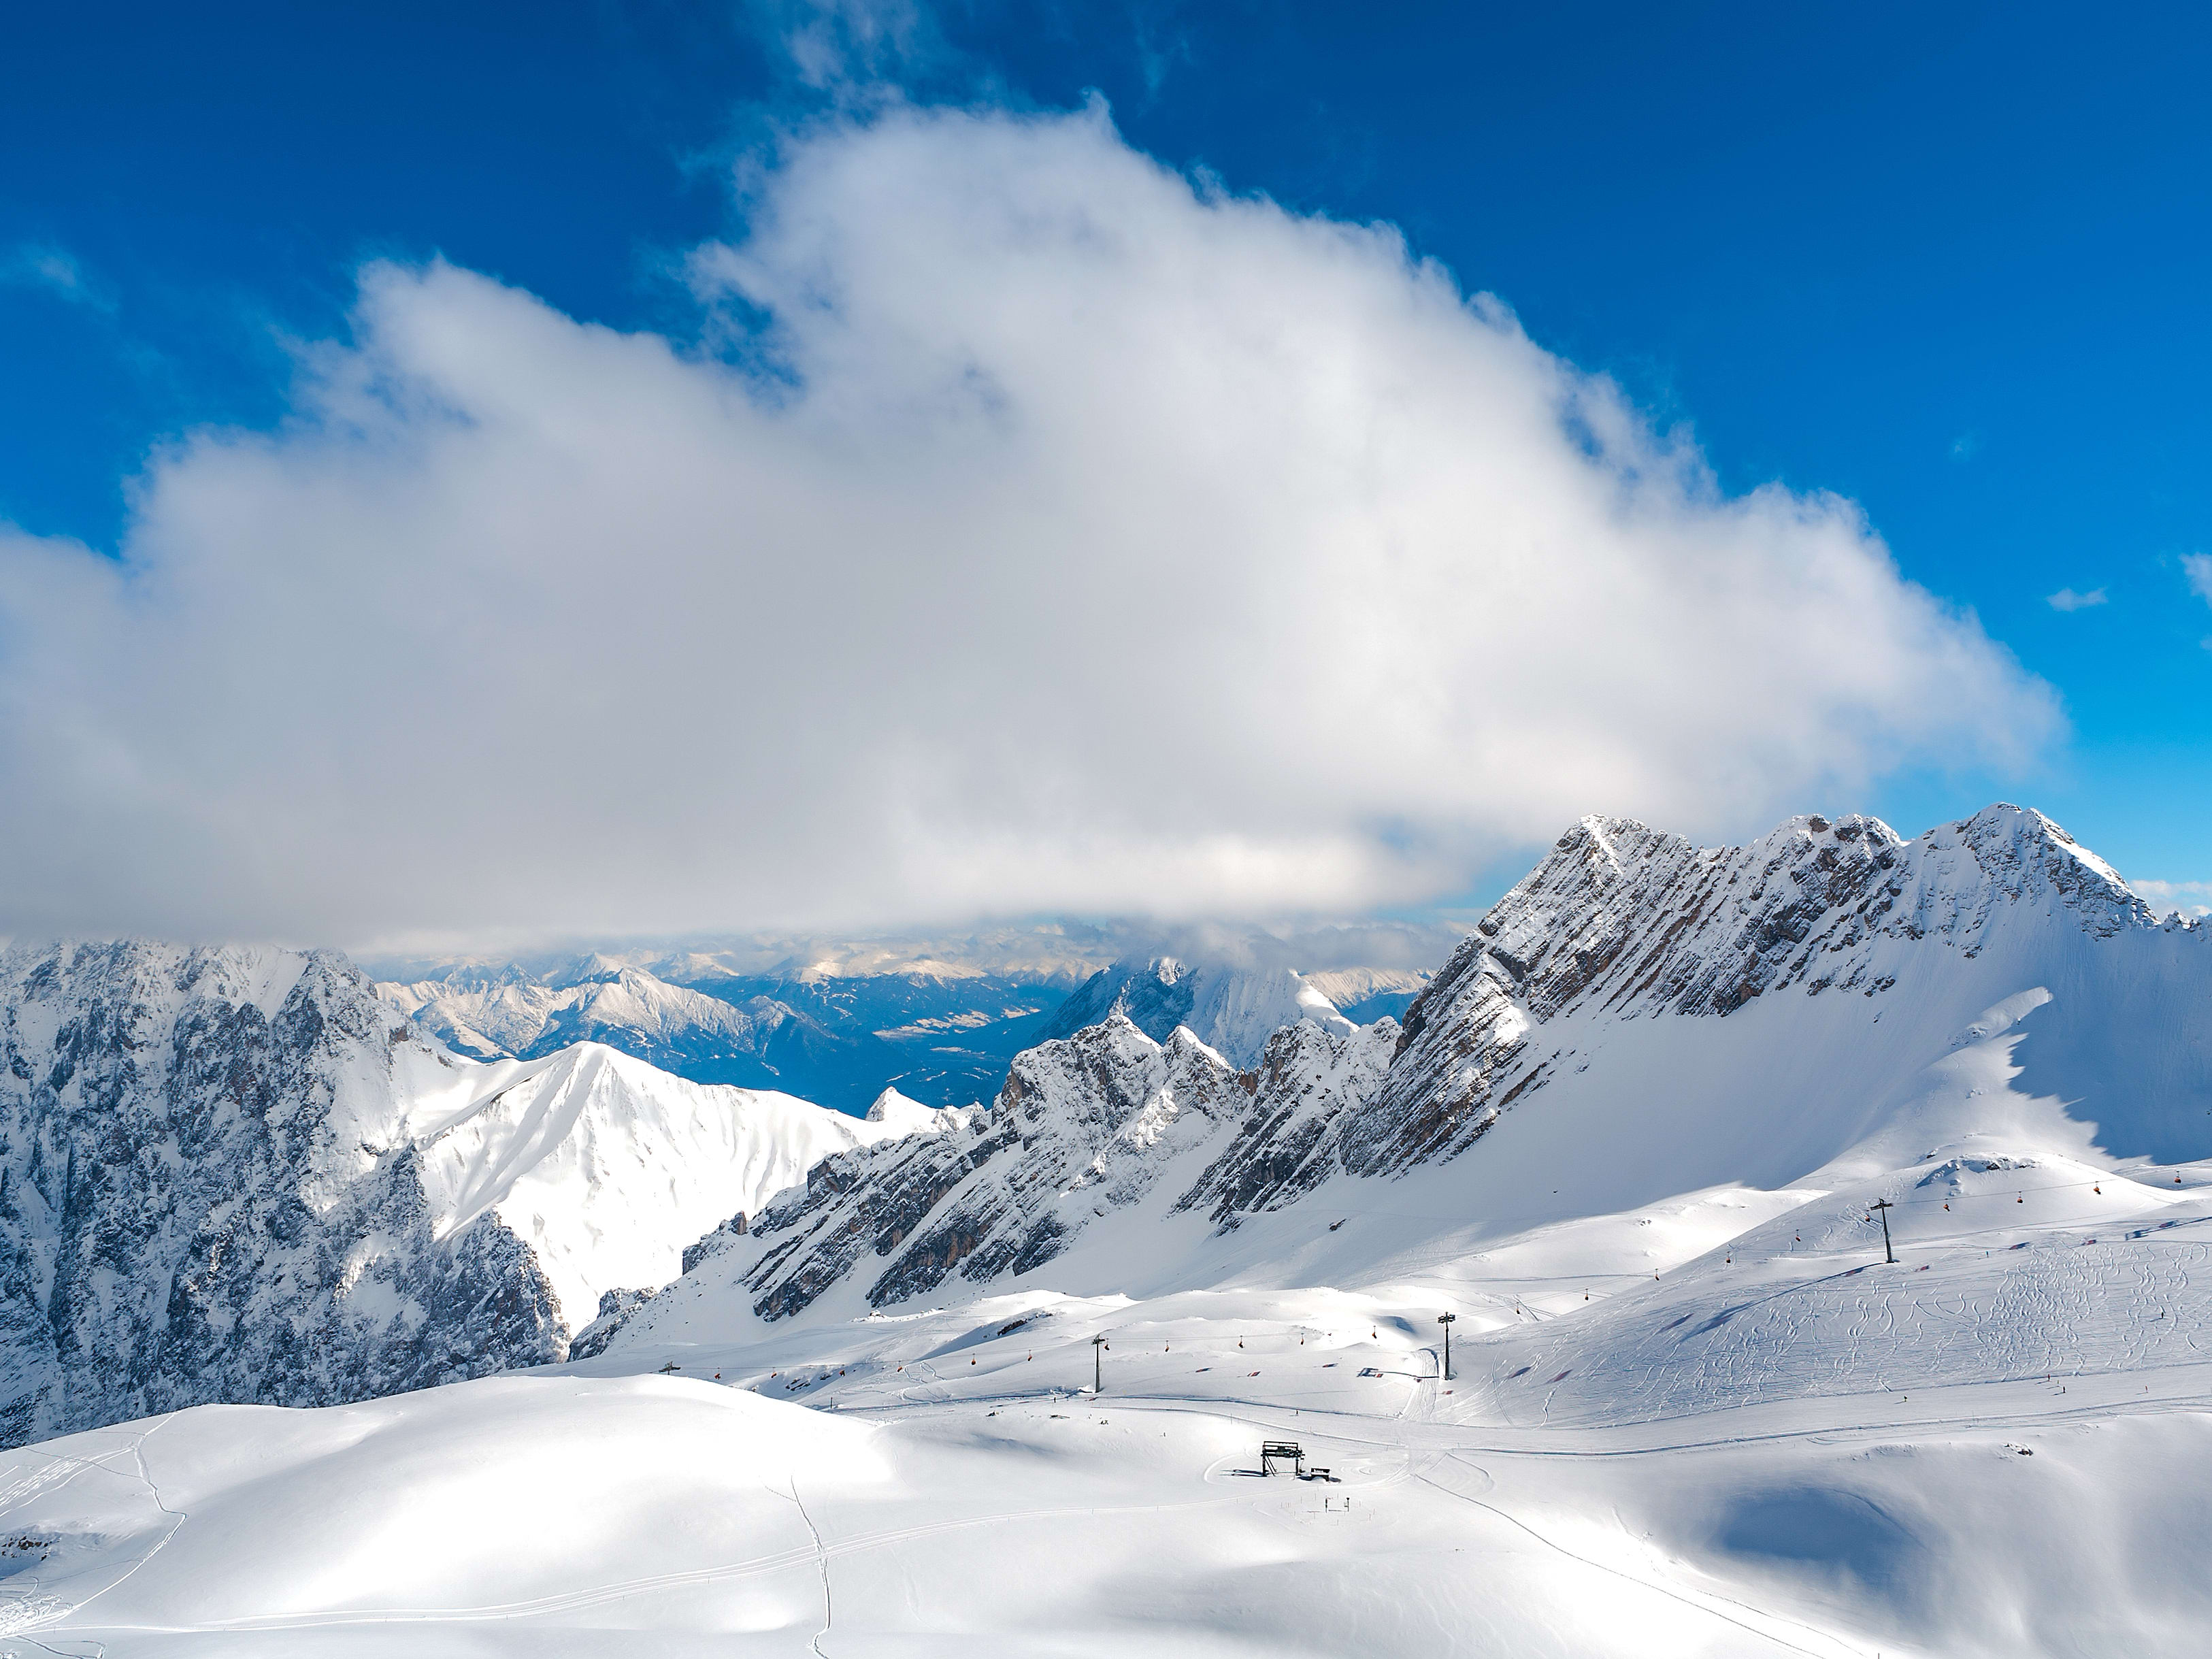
13;1168;2212;1656
399;1041;919;1330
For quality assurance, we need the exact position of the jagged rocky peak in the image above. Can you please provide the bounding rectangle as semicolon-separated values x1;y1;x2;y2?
1380;804;2181;1160
1000;1015;1247;1149
1440;809;1909;1024
0;939;559;1447
1040;950;1354;1067
621;1012;1395;1334
1416;802;2148;1040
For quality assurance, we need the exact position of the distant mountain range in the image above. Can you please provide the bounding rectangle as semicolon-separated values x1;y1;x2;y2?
1038;950;1432;1066
372;920;1457;1111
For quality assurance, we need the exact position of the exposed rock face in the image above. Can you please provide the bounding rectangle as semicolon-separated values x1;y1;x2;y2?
0;941;925;1445
686;1015;1392;1323
0;942;562;1446
1377;804;2165;1162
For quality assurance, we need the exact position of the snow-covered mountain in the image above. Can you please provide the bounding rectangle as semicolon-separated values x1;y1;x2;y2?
1033;921;1452;1064
374;921;1457;1111
1376;803;2209;1186
378;954;755;1062
1038;953;1357;1066
11;806;2212;1656
376;954;1074;1112
586;804;2210;1351
618;921;1139;987
377;956;904;1112
0;941;931;1445
1297;963;1432;1024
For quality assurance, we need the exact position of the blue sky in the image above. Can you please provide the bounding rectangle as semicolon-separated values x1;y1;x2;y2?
2;1;2208;943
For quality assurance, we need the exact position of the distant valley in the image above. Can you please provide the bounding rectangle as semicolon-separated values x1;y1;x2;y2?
372;921;1451;1113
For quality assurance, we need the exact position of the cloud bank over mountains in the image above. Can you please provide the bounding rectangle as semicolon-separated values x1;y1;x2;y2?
0;101;2058;947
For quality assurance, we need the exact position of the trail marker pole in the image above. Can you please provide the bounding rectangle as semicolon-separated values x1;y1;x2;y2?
1437;1312;1456;1381
1093;1334;1106;1395
1872;1199;1896;1264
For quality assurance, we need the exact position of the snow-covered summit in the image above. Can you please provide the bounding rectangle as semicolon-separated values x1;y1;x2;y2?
1383;801;2205;1179
382;957;787;1065
861;1085;972;1134
377;956;908;1109
0;939;925;1445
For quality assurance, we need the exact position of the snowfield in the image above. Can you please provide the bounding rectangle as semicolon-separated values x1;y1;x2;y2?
11;1171;2212;1657
2;804;2208;1654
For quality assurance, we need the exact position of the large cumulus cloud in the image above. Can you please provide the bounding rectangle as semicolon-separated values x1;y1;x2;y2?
0;101;2058;947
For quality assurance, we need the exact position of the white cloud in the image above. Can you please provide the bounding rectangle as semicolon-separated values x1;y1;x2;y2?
0;102;2061;949
0;242;111;310
2183;553;2212;606
2132;879;2212;920
2046;586;2108;612
764;0;938;92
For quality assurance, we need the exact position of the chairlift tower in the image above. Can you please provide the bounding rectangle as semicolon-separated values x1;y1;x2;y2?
1871;1198;1896;1265
1092;1333;1106;1395
1436;1311;1456;1381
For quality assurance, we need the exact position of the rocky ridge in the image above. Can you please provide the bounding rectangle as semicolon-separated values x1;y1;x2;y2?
587;804;2205;1347
1377;804;2173;1160
1039;953;1356;1066
656;1013;1395;1328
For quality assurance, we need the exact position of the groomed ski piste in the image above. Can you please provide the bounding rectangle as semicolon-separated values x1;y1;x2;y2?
8;1152;2212;1656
